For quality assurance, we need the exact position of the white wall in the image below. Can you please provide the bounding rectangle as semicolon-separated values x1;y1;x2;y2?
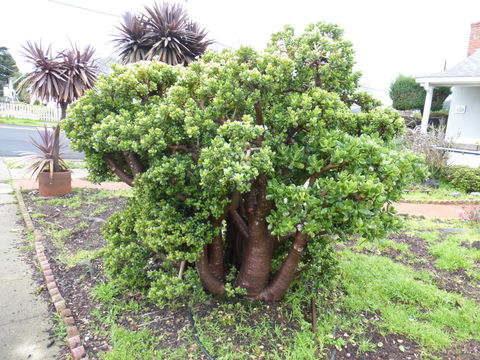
445;86;480;144
447;152;480;167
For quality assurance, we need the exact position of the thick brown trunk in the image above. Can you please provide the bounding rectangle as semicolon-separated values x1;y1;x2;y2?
225;215;244;269
208;222;224;281
236;176;274;297
257;231;309;302
197;247;225;295
103;155;134;186
236;217;274;297
59;102;67;120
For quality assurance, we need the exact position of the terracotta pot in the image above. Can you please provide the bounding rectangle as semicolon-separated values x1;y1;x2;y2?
38;171;72;197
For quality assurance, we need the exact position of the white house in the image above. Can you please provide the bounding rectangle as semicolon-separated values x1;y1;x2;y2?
416;22;480;166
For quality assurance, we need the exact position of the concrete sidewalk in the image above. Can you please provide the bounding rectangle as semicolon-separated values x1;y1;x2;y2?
0;159;61;359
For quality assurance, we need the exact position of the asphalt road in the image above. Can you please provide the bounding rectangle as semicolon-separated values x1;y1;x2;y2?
0;124;83;159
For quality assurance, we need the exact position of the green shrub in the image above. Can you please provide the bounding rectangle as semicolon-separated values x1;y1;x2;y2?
67;23;426;303
441;166;480;192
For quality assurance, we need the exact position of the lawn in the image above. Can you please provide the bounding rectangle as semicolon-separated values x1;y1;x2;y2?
0;116;57;127
20;189;480;360
402;183;480;202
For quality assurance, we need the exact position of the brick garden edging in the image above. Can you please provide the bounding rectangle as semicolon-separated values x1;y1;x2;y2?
15;189;88;360
399;199;480;205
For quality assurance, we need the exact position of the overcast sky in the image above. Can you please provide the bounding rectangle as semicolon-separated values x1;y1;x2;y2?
2;0;480;105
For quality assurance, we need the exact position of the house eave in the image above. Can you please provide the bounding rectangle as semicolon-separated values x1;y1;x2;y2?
416;77;480;86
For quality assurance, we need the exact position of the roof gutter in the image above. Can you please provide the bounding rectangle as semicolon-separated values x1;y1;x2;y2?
416;76;480;86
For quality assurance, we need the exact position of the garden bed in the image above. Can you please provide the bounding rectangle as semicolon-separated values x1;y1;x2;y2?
20;189;480;359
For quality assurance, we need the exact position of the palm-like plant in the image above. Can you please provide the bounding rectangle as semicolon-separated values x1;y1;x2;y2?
114;2;213;65
19;42;98;172
22;125;69;180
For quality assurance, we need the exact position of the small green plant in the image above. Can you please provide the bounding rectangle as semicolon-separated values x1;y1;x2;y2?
441;166;480;193
52;312;67;340
18;244;35;252
101;326;164;360
58;249;101;268
91;281;120;303
49;227;72;249
31;212;47;219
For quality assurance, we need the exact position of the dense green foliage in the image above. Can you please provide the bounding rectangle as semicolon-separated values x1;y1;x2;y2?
390;75;450;112
441;165;480;193
431;86;451;111
0;46;19;98
65;23;426;303
390;75;425;111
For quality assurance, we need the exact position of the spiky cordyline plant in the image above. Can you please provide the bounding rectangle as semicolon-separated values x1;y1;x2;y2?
19;42;98;118
114;2;213;65
19;42;97;172
21;125;69;180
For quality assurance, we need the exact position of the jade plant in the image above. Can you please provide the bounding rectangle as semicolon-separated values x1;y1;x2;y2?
64;23;426;302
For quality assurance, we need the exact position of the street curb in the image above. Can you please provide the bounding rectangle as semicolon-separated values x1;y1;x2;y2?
14;188;89;360
399;199;480;205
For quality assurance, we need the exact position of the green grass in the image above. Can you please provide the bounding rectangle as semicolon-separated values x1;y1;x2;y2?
427;228;480;279
48;227;72;249
0;116;56;127
66;161;86;169
100;326;191;360
52;312;68;340
339;250;480;350
403;184;480;201
18;243;35;252
58;249;102;268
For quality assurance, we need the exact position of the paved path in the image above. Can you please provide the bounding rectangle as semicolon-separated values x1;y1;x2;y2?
13;178;130;191
0;159;61;359
393;202;474;219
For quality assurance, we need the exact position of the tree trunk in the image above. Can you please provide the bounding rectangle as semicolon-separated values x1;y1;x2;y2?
257;231;309;302
52;125;61;172
236;176;275;298
208;221;225;281
197;246;226;295
60;102;67;120
53;102;68;173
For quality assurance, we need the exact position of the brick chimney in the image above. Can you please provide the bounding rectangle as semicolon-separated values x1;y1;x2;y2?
467;21;480;56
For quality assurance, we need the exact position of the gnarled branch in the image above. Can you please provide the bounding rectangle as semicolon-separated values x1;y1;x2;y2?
257;230;309;302
197;246;225;295
307;161;349;187
103;155;133;187
123;151;144;176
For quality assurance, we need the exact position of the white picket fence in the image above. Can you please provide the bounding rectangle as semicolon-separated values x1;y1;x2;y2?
0;102;61;122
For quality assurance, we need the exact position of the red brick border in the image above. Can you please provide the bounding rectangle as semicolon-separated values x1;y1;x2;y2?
15;189;88;360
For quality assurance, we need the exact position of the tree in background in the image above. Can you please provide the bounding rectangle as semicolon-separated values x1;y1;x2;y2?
0;46;19;99
65;23;425;303
390;75;450;112
19;42;98;171
431;86;451;111
390;75;425;111
113;2;212;65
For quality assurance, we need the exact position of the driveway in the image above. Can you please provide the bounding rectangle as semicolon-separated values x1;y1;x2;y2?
0;124;82;159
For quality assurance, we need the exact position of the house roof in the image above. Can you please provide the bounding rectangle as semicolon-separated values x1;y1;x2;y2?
416;49;480;86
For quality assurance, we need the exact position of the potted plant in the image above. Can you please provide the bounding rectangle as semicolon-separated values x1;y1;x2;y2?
17;42;97;197
23;125;71;197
